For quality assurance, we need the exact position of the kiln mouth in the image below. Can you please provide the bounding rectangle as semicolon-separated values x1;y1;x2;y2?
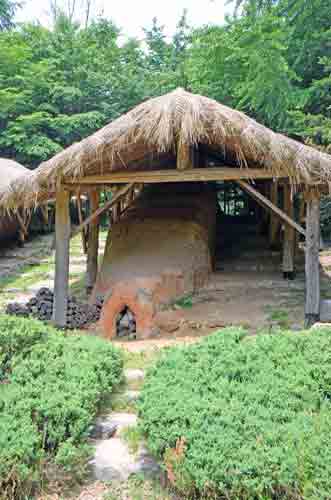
116;306;136;338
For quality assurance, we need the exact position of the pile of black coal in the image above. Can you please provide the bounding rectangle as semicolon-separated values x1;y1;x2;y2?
5;288;104;330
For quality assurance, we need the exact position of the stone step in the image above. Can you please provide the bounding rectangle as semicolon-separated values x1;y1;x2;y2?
90;438;160;482
104;412;137;432
124;369;145;382
90;412;137;440
124;390;140;403
89;409;160;483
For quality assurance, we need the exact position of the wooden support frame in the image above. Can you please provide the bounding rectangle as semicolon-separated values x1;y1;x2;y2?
304;191;320;328
237;180;305;236
53;190;71;328
269;181;280;248
282;184;295;278
86;190;100;294
64;167;286;186
16;209;32;243
71;183;134;239
76;192;88;254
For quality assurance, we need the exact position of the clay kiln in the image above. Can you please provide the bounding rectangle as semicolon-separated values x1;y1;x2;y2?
93;184;216;339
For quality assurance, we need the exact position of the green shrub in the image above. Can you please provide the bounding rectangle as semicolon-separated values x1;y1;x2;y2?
0;315;51;380
138;327;331;499
0;315;123;499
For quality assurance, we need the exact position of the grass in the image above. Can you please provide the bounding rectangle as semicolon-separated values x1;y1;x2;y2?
120;425;142;455
172;293;193;309
264;305;291;329
103;476;173;500
110;392;137;413
123;349;162;371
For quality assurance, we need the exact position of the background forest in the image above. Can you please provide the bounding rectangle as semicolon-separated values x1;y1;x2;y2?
0;0;330;169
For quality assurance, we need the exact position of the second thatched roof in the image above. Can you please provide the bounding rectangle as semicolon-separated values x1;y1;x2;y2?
0;158;29;189
1;88;331;210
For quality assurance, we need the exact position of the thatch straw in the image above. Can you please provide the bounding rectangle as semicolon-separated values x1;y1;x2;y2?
0;159;31;213
0;158;29;188
1;88;331;210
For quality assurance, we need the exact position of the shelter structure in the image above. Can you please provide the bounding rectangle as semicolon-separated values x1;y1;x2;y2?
0;158;32;243
1;89;330;332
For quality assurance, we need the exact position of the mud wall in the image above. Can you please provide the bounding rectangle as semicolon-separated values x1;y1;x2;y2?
94;183;216;339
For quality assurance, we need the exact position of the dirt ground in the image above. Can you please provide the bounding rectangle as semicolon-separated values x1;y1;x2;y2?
2;231;331;343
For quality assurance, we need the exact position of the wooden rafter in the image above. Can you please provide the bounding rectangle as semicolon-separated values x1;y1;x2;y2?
70;183;134;239
63;167;287;186
237;180;306;237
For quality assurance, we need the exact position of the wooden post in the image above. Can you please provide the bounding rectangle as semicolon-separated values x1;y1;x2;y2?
53;190;71;328
282;184;295;279
304;191;320;328
269;181;279;248
76;192;88;254
86;190;99;294
177;141;192;170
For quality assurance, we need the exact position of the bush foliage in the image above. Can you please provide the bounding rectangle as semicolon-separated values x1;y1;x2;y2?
0;315;123;499
138;327;331;499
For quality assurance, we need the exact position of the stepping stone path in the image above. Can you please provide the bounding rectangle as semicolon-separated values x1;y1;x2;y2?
89;368;161;482
124;368;145;382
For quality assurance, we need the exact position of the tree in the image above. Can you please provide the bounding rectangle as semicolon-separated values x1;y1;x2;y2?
143;17;171;71
49;0;99;27
1;0;330;171
0;0;20;30
172;9;190;88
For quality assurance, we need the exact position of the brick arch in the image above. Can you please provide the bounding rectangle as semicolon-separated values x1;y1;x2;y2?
100;286;155;340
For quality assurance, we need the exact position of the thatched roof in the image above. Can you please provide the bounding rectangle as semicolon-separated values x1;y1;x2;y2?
1;88;331;210
0;158;29;190
0;159;30;211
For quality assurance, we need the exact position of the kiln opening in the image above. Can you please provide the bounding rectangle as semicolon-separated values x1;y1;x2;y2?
116;306;136;337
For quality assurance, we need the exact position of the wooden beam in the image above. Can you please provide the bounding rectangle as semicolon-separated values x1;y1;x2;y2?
237;180;306;236
64;168;286;186
53;190;70;328
282;184;295;277
269;181;280;248
70;183;134;239
304;191;320;328
86;190;100;294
